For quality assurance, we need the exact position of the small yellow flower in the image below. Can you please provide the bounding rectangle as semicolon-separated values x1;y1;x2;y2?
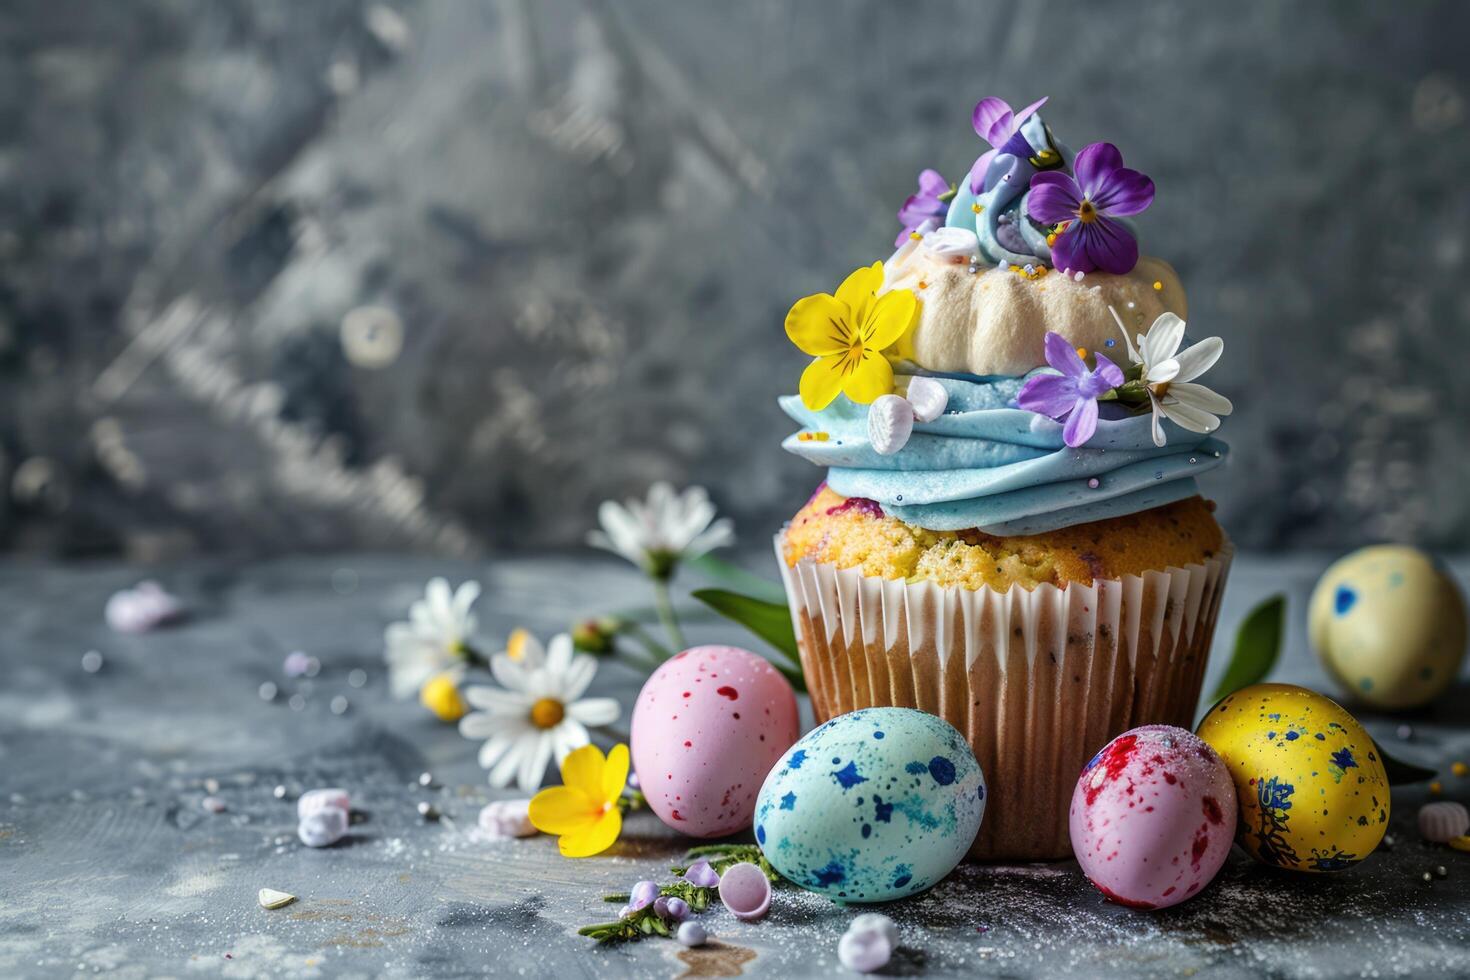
527;743;629;858
784;262;918;411
419;671;467;722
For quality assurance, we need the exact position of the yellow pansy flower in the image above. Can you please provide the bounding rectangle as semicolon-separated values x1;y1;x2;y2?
527;743;629;858
419;671;467;722
784;262;919;410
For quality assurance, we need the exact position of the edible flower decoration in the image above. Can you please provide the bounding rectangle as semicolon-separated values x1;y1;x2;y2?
1017;311;1231;448
527;742;630;857
1111;309;1232;447
895;169;954;245
383;577;484;701
1028;142;1154;275
1017;333;1125;447
968;95;1049;193
785;262;918;411
459;630;621;791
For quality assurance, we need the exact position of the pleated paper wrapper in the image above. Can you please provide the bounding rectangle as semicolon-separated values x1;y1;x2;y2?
775;533;1233;861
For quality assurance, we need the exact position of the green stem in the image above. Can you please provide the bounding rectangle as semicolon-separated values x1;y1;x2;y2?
622;622;673;662
652;578;686;653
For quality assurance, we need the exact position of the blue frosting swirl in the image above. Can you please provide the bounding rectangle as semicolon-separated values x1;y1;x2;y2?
780;375;1227;536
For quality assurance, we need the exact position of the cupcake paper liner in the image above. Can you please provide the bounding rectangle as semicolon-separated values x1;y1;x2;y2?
775;532;1233;861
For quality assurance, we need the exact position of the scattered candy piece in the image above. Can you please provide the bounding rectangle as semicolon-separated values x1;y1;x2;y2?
676;921;709;947
478;800;536;839
201;796;227;814
1420;802;1470;843
297;788;350;821
258;681;278;702
905;376;949;423
272;785;288;800
105;581;185;633
298;807;348;847
1436;865;1450;879
418;772;434;787
848;913;898;948
1449;836;1470;853
1454;762;1469;778
81;650;104;673
1431;781;1444;796
838;924;893;974
1397;724;1414;741
257;888;296;910
867;394;915;456
717;862;771;922
416;801;439;821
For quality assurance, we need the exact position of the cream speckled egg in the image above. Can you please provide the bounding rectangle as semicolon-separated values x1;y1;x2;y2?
1308;545;1467;709
1197;683;1389;872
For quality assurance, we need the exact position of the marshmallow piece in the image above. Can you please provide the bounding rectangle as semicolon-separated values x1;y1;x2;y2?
838;927;893;973
298;807;348;847
297;788;350;821
848;912;898;948
257;888;296;910
676;921;709;947
1419;801;1470;843
867;395;915;456
105;581;184;633
478;800;536;839
905;377;949;422
201;796;227;814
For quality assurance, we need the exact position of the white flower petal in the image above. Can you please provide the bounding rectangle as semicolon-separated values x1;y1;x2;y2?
1173;337;1224;384
491;654;533;693
1108;306;1143;365
1159;399;1220;433
517;733;555;792
489;731;536;788
476;727;522;770
544;634;575;677
1169;381;1233;416
459;711;508;740
463;685;531;714
1145;358;1180;384
567;697;620;727
560;655;598;702
551;720;591;762
1141;313;1186;366
451;581;481;620
426;578;453;621
1148;392;1167;448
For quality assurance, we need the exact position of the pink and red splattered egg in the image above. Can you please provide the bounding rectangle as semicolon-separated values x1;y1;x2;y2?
631;645;800;838
1069;724;1237;910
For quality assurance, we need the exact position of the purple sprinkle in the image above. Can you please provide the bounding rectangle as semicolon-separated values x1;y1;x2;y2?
1087;478;1100;489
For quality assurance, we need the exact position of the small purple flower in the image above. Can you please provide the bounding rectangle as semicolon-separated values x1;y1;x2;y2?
968;95;1048;193
895;169;949;246
682;860;721;889
653;896;690;922
1027;142;1154;275
621;879;660;918
1017;332;1124;448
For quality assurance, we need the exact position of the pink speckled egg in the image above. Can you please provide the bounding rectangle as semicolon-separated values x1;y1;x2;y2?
1069;724;1237;910
631;645;800;837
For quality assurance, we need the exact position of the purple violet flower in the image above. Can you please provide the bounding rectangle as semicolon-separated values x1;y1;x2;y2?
682;860;721;889
895;169;949;246
968;96;1048;193
1017;332;1125;448
1027;142;1154;275
621;880;660;918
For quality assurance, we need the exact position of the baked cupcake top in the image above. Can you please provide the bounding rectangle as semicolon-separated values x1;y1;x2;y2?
780;96;1232;536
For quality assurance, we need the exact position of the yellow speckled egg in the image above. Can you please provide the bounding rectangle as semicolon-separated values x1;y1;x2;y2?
1196;683;1388;872
1308;545;1467;709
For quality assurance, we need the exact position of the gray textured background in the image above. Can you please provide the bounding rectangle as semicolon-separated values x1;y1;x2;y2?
3;0;1468;558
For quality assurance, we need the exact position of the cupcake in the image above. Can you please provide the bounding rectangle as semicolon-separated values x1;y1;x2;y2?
775;96;1234;861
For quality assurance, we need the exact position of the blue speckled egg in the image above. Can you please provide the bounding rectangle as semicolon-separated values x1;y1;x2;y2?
754;707;985;902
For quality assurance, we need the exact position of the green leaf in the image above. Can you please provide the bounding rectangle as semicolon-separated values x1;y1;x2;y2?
687;554;787;605
690;588;806;692
1209;594;1286;703
1374;740;1437;785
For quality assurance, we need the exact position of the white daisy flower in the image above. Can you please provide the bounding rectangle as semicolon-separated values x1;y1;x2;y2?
588;482;734;578
383;578;482;699
458;632;621;792
1111;308;1233;447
